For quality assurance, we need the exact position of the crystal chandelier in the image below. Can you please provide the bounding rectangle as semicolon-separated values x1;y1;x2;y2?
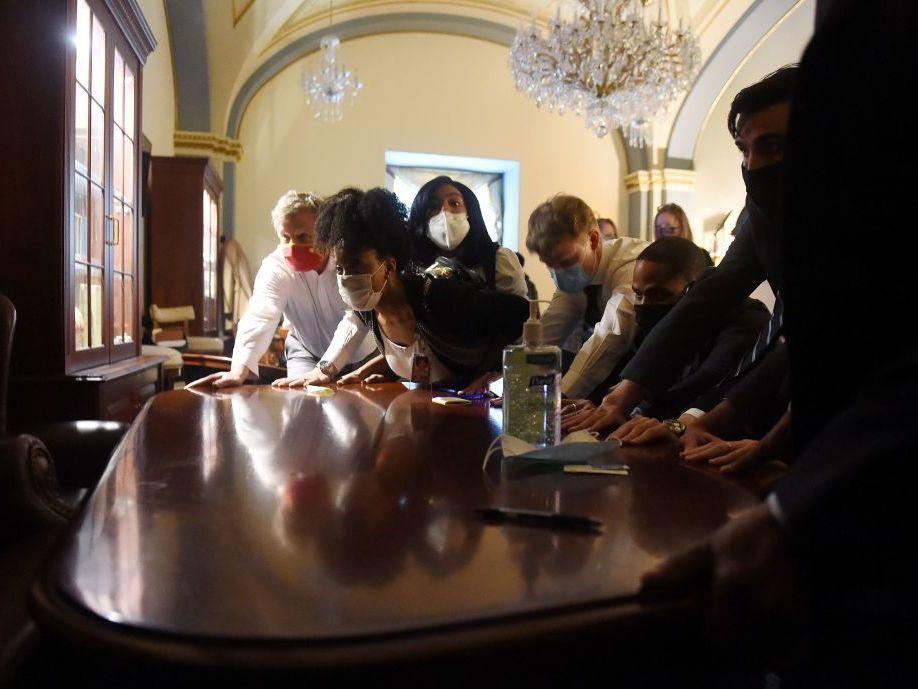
509;0;701;146
302;2;361;122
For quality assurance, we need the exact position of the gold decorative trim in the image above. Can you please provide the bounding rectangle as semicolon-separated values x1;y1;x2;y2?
624;168;695;193
662;167;695;190
624;170;656;193
173;131;244;162
233;0;256;27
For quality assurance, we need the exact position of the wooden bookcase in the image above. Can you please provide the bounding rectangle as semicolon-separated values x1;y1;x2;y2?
0;0;161;426
148;157;224;337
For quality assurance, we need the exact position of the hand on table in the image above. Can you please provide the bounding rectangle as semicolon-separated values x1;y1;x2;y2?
271;367;333;388
681;438;765;475
459;372;501;397
559;398;594;425
337;369;397;386
639;503;808;660
609;416;675;445
185;366;254;389
680;425;722;453
562;399;628;434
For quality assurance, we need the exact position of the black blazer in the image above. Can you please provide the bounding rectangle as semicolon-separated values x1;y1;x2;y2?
611;297;769;417
620;206;781;398
773;0;918;667
723;340;789;437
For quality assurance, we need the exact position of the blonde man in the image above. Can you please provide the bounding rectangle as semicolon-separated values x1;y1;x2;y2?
192;190;375;388
527;195;647;399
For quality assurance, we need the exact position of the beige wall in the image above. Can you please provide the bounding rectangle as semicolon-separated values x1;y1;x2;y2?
692;0;815;254
204;0;255;134
234;32;627;299
138;0;175;155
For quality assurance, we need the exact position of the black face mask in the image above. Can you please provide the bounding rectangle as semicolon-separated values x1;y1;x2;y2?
741;160;784;222
634;302;675;334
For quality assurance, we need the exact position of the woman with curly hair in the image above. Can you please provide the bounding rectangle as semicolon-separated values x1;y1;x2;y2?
407;176;528;298
315;187;528;391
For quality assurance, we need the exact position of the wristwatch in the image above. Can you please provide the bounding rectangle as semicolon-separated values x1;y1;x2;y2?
317;360;338;378
662;418;686;437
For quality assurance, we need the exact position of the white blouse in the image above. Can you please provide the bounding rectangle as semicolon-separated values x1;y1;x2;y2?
381;332;452;384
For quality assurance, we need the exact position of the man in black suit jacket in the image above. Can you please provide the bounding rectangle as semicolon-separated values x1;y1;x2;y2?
564;67;797;433
640;1;918;683
562;236;769;414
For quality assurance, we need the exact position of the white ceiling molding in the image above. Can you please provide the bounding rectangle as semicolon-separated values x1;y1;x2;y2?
666;0;804;166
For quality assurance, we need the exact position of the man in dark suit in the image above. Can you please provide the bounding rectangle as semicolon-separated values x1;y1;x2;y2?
640;1;918;684
564;66;797;433
561;236;768;413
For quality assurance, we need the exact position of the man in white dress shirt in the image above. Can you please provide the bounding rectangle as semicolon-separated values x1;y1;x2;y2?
190;190;375;388
526;195;647;400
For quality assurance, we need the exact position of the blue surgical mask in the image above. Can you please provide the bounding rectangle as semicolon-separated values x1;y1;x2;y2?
551;263;593;293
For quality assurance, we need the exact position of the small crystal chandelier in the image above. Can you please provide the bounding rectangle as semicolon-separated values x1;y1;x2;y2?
302;1;361;122
509;0;701;147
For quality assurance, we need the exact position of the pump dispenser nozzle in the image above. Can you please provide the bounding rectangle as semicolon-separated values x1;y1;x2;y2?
522;299;550;346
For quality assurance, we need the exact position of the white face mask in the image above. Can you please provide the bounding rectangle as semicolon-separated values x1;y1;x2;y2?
482;431;624;468
427;210;470;251
337;262;387;312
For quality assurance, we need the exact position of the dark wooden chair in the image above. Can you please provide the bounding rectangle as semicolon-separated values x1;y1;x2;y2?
0;294;129;681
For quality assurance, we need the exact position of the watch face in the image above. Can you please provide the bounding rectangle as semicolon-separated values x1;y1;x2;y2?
664;419;685;436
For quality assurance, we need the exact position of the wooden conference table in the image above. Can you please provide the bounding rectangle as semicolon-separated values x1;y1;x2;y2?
32;383;760;677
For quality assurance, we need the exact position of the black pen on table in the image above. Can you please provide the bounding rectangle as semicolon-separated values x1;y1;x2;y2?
475;507;603;534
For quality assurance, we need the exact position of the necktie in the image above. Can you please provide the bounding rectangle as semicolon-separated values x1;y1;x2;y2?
734;290;784;377
583;285;603;326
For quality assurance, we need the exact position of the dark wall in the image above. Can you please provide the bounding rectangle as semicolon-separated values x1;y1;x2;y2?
815;0;839;28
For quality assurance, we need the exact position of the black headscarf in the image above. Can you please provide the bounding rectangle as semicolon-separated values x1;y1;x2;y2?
407;176;499;288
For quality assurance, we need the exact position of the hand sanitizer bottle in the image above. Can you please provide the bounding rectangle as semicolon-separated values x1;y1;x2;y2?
502;300;561;447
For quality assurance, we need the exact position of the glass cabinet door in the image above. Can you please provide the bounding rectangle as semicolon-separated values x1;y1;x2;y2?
111;47;136;350
71;0;140;367
73;0;107;357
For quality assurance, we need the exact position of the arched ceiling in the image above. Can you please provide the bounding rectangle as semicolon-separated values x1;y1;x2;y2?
199;0;759;137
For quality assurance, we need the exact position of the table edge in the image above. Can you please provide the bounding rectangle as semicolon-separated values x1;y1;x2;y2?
30;560;702;670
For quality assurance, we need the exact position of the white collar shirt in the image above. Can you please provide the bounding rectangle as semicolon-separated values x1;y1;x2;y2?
231;248;375;376
540;237;648;398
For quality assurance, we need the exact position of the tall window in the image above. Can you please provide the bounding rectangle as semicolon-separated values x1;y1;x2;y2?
384;151;520;250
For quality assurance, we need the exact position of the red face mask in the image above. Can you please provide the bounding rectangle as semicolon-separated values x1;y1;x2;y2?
282;243;324;272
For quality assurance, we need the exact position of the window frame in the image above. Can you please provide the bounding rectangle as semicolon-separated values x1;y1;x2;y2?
384;151;521;251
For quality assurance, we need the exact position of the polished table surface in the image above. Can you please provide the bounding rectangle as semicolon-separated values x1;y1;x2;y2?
37;383;759;659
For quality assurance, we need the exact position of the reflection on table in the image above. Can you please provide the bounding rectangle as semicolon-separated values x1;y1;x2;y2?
46;383;757;645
